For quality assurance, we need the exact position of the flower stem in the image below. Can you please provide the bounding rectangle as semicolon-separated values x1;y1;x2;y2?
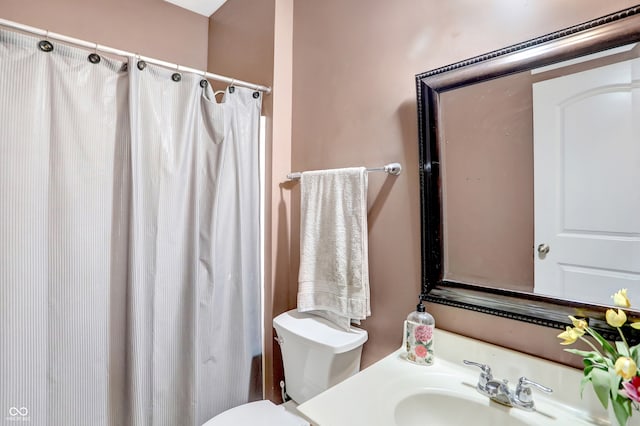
618;327;630;353
579;335;603;355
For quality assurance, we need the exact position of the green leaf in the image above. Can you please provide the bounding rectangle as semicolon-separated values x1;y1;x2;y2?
603;357;615;369
616;341;630;357
609;367;622;399
588;328;618;358
564;348;602;359
591;367;611;409
584;365;594;376
579;375;591;397
611;395;631;426
630;343;640;365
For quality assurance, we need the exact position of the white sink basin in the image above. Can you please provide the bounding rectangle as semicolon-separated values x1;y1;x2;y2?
375;363;599;426
395;392;528;426
297;330;610;426
382;370;565;426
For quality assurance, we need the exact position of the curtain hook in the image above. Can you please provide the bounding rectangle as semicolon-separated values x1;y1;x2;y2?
228;79;236;93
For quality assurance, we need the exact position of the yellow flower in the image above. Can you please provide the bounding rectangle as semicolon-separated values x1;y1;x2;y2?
606;309;627;328
612;289;631;308
615;356;638;380
631;321;640;330
557;326;582;345
569;315;588;332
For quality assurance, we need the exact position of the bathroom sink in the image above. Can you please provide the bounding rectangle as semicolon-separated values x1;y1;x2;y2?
394;392;528;426
380;371;558;426
297;329;611;426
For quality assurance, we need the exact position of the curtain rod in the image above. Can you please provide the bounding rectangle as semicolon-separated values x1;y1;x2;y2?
286;162;402;180
0;17;272;94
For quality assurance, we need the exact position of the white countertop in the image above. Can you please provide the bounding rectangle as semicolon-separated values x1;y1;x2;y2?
297;329;609;426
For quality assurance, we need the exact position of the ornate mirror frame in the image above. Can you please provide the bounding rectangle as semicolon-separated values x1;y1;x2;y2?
416;5;640;341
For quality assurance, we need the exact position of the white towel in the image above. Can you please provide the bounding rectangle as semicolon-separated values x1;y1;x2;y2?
297;167;370;331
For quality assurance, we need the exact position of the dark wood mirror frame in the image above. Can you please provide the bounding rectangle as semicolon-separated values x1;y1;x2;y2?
416;5;640;342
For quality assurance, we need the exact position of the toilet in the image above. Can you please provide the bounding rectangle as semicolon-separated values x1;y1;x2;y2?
203;309;368;425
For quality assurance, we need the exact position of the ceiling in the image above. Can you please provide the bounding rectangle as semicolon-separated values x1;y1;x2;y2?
164;0;228;17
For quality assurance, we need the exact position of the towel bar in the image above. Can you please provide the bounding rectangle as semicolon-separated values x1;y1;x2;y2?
286;162;402;180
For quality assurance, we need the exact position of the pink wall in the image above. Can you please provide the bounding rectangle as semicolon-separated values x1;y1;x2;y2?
0;0;209;69
208;0;275;94
290;0;634;371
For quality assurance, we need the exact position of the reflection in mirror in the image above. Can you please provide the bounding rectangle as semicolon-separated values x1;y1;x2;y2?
531;44;640;304
417;5;640;336
440;42;640;307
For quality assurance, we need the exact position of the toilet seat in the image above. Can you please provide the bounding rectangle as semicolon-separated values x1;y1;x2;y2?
202;400;309;426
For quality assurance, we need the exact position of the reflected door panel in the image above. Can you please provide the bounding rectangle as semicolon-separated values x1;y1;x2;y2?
533;58;640;304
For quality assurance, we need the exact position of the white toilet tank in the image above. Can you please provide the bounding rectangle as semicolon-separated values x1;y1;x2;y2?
273;309;368;404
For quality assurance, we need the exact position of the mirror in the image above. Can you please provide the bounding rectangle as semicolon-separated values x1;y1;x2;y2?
417;5;640;339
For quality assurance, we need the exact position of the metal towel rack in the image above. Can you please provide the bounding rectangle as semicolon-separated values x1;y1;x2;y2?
286;162;402;180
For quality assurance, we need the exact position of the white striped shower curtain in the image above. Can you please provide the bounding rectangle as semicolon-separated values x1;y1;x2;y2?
0;28;262;426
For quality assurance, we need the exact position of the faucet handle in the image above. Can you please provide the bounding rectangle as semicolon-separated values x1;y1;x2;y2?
514;377;553;410
463;360;493;389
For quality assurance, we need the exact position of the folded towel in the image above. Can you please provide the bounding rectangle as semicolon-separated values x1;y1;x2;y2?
297;167;370;330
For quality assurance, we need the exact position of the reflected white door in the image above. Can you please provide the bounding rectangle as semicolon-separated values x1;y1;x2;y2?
533;58;640;305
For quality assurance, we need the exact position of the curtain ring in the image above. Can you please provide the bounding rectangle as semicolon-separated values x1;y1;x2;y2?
171;63;182;82
200;70;209;88
228;79;236;93
88;42;101;64
39;30;54;52
136;54;146;71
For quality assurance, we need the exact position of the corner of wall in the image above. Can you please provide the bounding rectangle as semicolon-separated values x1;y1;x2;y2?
265;0;295;403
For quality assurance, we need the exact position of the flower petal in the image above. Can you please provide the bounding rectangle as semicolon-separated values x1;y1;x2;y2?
612;289;632;308
606;308;627;328
621;382;640;403
557;326;579;345
615;357;638;380
569;315;588;331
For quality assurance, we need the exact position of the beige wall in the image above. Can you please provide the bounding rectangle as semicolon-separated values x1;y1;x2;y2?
290;0;634;373
0;0;209;69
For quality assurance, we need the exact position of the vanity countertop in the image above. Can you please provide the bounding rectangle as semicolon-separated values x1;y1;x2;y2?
297;329;609;426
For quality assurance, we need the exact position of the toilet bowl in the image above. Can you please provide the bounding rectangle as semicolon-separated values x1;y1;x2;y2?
202;309;368;425
202;400;307;426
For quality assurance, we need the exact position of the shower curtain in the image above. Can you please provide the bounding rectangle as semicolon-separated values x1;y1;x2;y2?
0;29;262;426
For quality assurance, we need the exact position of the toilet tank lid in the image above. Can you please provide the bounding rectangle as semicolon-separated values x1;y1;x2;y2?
273;310;368;353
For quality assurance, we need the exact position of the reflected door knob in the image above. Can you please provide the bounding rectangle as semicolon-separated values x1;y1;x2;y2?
537;243;550;255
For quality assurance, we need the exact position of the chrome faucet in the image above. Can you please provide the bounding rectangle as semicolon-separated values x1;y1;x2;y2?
463;360;553;411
